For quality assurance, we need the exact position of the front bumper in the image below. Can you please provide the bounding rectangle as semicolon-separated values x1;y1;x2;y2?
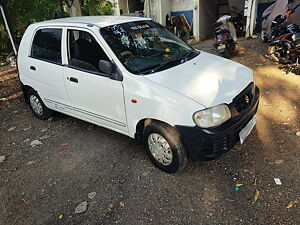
175;85;260;160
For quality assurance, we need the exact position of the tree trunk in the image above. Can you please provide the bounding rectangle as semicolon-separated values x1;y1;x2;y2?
65;0;82;17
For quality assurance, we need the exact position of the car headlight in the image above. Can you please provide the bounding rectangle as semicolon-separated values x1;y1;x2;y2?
193;104;231;128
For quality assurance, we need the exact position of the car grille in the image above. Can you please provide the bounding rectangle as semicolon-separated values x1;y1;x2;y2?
233;83;254;113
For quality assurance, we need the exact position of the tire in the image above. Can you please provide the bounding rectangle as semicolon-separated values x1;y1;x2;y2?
27;89;53;120
229;41;236;51
143;122;188;173
268;45;280;62
220;49;230;58
5;51;15;63
261;30;268;43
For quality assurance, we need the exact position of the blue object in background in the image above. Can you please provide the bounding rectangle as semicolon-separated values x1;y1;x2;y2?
256;1;276;30
170;10;193;27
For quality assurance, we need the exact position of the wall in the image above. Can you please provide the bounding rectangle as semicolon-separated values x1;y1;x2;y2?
228;0;244;12
171;0;194;12
199;0;218;40
112;0;128;15
127;0;135;13
159;0;194;26
148;0;160;22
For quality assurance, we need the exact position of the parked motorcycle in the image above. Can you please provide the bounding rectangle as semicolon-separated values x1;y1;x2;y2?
268;5;300;66
270;15;300;41
213;15;236;58
261;4;300;43
268;33;300;73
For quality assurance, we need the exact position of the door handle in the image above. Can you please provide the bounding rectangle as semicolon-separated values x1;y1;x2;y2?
70;77;78;83
30;66;36;71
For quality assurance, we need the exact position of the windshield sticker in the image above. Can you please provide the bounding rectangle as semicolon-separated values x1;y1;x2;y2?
130;24;150;30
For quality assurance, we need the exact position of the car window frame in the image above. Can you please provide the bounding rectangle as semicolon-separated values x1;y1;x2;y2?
65;27;113;78
29;26;63;66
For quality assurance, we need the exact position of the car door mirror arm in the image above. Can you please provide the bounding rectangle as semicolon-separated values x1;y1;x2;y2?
99;60;123;81
111;65;123;81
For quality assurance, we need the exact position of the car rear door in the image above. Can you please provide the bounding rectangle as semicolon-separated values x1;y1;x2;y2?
63;28;128;134
27;27;73;114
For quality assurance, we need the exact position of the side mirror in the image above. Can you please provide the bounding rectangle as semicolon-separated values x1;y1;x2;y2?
99;60;113;75
99;60;123;81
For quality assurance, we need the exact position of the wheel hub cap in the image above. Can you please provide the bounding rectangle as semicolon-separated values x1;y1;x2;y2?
29;95;43;116
148;133;173;166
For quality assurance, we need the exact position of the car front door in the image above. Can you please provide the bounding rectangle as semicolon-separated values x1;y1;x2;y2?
63;28;128;134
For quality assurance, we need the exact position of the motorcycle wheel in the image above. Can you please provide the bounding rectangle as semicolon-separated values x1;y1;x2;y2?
229;42;236;51
261;30;268;43
220;49;230;58
268;45;280;62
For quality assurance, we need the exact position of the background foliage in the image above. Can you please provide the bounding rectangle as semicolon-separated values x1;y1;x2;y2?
83;0;114;16
0;0;114;55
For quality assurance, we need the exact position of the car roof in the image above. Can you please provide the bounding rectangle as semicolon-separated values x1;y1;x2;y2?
36;16;151;27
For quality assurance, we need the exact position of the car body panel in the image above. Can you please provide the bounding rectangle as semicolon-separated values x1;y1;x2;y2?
143;52;253;108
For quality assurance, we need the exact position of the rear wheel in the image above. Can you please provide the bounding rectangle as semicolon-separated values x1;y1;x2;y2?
143;122;188;173
27;89;53;120
220;48;230;58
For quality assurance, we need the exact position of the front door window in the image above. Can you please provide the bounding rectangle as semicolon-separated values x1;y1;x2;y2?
67;29;110;73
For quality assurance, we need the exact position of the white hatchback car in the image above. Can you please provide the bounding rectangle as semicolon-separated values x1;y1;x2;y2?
18;16;260;173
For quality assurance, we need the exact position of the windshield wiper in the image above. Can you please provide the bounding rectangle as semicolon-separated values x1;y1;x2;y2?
150;50;198;73
137;50;198;75
183;50;196;60
142;57;184;74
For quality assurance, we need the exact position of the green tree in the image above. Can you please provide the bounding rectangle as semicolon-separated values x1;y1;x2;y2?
83;0;114;16
0;0;115;55
61;0;82;17
7;0;65;31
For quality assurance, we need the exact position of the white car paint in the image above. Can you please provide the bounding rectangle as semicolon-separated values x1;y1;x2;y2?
18;16;254;139
144;51;253;107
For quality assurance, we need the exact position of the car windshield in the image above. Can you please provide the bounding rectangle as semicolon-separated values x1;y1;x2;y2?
100;20;198;74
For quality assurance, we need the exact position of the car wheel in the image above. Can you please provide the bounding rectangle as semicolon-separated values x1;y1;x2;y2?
143;122;188;173
27;89;53;120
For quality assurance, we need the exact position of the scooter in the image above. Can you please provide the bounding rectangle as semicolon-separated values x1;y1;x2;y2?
213;15;236;58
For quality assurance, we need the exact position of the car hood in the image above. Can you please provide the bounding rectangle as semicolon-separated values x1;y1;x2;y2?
143;51;253;108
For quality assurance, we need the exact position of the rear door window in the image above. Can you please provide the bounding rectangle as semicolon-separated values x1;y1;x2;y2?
31;28;62;64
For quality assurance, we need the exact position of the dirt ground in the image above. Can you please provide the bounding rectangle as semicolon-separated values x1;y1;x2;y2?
0;38;299;225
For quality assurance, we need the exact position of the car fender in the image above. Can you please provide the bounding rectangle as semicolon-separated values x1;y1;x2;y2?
122;73;205;138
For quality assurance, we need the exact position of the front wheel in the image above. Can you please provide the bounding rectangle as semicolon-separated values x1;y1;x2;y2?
143;122;188;173
268;45;280;62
